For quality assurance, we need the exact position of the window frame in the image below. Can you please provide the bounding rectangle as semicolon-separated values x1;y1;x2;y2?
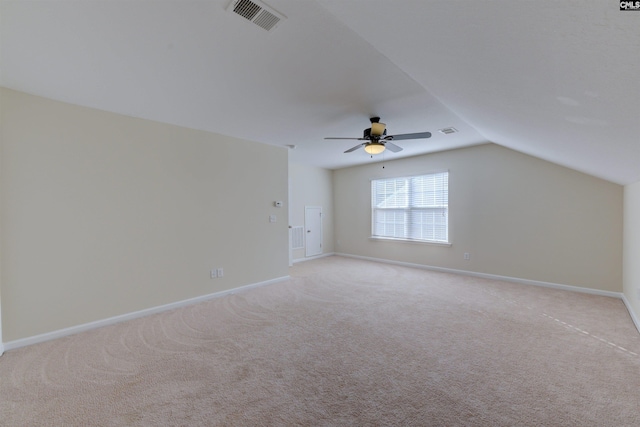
370;171;450;245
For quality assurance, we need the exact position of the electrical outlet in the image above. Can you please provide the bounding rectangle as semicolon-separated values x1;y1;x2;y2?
217;268;224;278
464;253;470;260
210;269;217;279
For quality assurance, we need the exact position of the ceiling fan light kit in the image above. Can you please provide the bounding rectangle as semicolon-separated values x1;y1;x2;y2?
325;116;432;155
364;142;386;155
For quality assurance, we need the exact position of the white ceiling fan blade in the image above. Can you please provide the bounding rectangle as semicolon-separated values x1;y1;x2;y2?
384;131;432;141
344;143;364;153
385;142;403;152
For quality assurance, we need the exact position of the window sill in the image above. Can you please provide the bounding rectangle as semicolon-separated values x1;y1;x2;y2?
368;236;452;247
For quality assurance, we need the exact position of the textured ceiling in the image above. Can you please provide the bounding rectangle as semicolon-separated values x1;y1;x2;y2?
1;1;638;184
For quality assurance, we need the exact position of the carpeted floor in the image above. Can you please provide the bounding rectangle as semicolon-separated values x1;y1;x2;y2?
1;256;639;426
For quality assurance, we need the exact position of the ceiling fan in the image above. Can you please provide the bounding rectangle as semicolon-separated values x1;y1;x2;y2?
324;117;432;154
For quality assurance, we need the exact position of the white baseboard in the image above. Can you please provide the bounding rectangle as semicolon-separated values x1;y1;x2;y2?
2;275;290;353
5;255;638;353
621;294;640;334
292;252;335;264
337;253;640;335
335;253;623;299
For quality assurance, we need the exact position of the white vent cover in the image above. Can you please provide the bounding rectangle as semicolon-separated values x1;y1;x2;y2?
439;127;458;135
290;226;304;249
227;0;285;32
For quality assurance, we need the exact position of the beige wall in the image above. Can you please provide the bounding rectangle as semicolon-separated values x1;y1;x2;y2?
0;88;4;352
289;162;334;261
0;88;289;342
334;144;623;292
0;88;629;344
623;181;640;323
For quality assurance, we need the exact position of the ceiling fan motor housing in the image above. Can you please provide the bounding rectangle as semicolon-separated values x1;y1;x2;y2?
363;127;387;139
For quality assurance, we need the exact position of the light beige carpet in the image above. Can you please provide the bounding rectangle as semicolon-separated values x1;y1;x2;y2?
1;256;639;426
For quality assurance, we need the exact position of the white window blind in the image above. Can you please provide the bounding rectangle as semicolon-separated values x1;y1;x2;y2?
371;172;449;243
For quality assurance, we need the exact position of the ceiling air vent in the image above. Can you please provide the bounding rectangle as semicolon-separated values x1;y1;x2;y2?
227;0;285;32
439;127;458;135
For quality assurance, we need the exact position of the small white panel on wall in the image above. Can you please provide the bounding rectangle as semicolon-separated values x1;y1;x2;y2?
291;226;304;249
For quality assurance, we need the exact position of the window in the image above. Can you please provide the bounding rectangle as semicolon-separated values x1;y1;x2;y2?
371;172;449;243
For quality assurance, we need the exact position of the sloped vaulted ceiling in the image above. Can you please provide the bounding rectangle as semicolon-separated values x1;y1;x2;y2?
1;1;638;184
